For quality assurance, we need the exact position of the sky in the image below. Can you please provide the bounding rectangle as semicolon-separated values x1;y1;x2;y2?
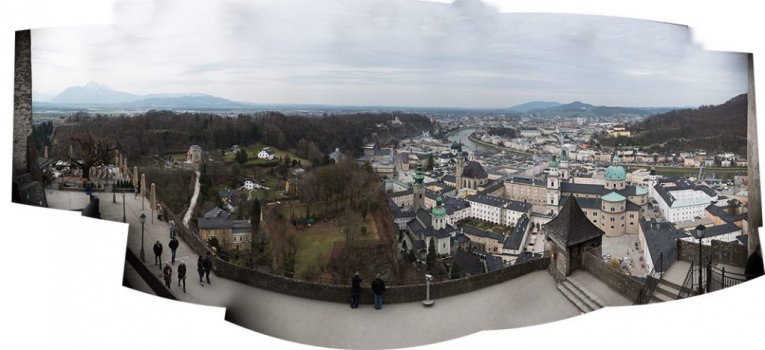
31;0;749;108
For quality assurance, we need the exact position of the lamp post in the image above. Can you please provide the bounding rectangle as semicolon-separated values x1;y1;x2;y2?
140;213;147;262
422;273;435;306
695;224;706;295
121;191;126;223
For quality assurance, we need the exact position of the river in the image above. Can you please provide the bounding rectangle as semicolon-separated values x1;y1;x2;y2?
446;128;485;151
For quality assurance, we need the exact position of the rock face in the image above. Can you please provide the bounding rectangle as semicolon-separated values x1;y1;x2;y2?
13;30;32;172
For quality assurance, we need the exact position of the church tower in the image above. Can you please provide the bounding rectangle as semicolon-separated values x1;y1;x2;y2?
547;156;560;207
413;164;425;210
431;196;447;230
560;150;570;182
455;144;464;191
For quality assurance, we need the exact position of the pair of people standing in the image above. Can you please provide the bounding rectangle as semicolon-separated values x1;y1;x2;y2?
162;260;188;293
153;237;180;266
197;252;213;286
350;272;386;310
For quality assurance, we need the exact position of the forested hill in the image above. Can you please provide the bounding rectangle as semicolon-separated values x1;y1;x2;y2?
637;94;746;140
46;111;432;163
601;94;747;155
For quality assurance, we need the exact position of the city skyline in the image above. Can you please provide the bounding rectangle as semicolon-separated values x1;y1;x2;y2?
31;0;748;109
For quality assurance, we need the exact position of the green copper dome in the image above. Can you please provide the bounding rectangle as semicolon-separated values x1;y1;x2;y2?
414;164;424;187
602;192;626;203
605;165;626;181
549;156;558;169
432;196;446;218
560;152;569;162
605;155;625;181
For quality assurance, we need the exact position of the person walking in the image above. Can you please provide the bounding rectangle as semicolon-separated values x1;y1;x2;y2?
153;240;163;266
350;271;362;309
177;261;187;293
202;251;213;285
197;255;205;286
168;237;179;265
162;263;173;289
134;186;138;199
371;273;386;310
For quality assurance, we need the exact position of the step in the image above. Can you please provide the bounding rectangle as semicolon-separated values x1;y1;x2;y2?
566;278;607;309
658;278;684;291
558;281;595;313
653;283;681;300
557;283;592;313
562;280;602;312
650;291;673;303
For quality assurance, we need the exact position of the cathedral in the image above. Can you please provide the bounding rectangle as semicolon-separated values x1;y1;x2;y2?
495;152;648;237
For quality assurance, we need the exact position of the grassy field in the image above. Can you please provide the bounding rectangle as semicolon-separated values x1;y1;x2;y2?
224;143;310;167
461;218;513;235
293;214;377;277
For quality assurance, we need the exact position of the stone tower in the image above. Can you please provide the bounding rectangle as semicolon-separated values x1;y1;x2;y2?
431;196;447;230
413;164;425;210
455;146;464;191
12;30;47;207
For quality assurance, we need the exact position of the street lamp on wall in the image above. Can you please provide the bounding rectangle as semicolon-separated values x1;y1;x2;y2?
695;224;706;295
140;213;147;262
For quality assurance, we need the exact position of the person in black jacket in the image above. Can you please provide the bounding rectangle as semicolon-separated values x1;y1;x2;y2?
350;271;362;309
745;244;764;280
202;251;213;285
371;273;385;310
197;255;205;286
168;237;179;265
152;240;163;266
177;261;187;293
162;263;173;289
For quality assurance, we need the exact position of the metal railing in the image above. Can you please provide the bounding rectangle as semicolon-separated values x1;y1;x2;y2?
634;252;665;305
677;261;696;299
707;265;757;292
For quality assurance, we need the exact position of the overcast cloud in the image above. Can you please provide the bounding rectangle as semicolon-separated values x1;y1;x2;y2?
31;0;748;108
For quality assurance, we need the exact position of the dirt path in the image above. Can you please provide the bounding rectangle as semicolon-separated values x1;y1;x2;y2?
182;169;201;227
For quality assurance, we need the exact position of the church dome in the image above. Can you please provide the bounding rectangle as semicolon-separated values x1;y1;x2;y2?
605;154;625;181
432;196;446;218
605;164;626;181
549;156;558;169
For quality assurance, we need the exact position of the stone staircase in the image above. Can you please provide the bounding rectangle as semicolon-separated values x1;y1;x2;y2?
557;278;606;313
650;278;683;303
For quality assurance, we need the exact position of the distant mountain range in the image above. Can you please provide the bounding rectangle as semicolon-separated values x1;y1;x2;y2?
505;100;682;116
36;82;248;110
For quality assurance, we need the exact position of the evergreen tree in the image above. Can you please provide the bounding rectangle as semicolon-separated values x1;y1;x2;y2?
426;153;434;171
426;237;437;272
235;149;248;164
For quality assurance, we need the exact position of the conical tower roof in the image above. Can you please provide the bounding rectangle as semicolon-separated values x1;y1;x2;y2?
544;196;604;248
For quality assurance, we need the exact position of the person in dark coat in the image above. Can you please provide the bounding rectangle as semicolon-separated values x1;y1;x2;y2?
162;263;173;289
152;240;163;266
177;261;187;293
745;244;764;280
168;237;180;265
350;271;362;309
371;273;386;310
197;255;205;286
202;251;213;285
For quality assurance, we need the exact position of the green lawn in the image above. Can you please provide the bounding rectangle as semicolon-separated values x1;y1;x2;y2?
225;143;310;167
461;218;513;235
294;221;347;277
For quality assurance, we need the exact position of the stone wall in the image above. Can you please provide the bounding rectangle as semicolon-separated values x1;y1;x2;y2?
124;247;176;300
13;30;32;172
215;255;549;304
581;250;643;301
161;202;551;304
677;239;748;268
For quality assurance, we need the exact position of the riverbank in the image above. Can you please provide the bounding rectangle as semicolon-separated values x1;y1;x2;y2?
467;132;534;157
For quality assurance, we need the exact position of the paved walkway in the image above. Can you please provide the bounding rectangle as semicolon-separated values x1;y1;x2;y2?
46;188;585;349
